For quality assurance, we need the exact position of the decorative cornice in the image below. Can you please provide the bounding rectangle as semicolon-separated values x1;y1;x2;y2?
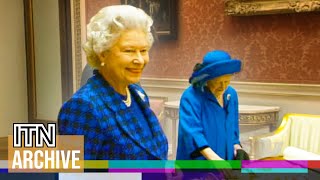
225;0;320;16
141;77;320;97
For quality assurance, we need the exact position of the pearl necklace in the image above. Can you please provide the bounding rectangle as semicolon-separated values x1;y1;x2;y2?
123;87;131;107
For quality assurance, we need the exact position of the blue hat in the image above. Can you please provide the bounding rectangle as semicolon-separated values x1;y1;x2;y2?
189;50;242;88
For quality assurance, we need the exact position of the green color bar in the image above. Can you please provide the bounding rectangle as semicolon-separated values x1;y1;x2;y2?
84;160;241;169
175;160;241;169
109;160;175;168
241;168;308;173
84;160;108;169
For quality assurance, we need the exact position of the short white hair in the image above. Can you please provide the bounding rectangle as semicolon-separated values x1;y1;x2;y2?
83;5;154;68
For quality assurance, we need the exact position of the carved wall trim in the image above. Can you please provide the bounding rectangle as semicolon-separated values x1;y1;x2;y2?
141;77;320;98
71;0;82;90
225;0;320;16
240;113;277;126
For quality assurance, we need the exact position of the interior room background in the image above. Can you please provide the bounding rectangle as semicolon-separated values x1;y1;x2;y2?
85;0;320;119
1;0;319;139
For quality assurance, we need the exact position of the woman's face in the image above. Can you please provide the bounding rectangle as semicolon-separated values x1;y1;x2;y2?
207;74;232;97
100;29;150;85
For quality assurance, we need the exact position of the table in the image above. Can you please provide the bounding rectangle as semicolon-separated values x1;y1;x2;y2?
164;100;280;159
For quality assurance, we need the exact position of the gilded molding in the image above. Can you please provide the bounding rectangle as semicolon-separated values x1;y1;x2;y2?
72;0;82;90
225;0;320;16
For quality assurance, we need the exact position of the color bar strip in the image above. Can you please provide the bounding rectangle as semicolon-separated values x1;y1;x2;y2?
241;168;308;173
0;161;7;169
0;169;8;173
242;160;308;168
308;161;320;169
84;160;108;169
109;160;175;169
175;160;241;169
109;168;175;173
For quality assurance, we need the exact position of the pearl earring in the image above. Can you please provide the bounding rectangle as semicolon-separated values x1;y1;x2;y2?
101;62;105;66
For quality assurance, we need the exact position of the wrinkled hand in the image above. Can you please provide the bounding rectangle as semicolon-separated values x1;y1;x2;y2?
233;144;242;157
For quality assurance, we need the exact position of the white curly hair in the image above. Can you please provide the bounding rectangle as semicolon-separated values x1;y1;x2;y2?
83;5;154;68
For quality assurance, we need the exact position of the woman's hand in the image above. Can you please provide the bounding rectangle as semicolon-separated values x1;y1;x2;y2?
199;147;240;178
200;147;223;160
233;144;242;157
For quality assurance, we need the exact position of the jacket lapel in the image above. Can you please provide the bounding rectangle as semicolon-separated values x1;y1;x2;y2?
90;74;165;159
130;85;168;159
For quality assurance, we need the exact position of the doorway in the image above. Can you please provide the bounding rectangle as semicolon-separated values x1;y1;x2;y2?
24;0;73;123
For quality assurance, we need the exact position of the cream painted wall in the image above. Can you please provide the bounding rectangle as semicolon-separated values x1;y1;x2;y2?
236;91;320;127
141;78;320;125
33;0;62;121
0;0;28;136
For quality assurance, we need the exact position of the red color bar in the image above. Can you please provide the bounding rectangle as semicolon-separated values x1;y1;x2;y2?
308;161;320;168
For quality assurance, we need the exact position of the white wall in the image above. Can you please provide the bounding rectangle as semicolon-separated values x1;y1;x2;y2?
33;0;62;121
0;0;28;136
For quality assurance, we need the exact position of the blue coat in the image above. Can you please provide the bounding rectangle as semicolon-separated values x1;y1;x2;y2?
176;86;240;160
58;72;168;160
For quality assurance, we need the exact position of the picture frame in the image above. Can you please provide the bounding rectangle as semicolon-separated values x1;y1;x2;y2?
121;0;178;40
225;0;320;16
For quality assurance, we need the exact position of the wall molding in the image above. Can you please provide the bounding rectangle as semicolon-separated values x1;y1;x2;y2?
71;0;82;91
225;0;320;16
141;77;320;98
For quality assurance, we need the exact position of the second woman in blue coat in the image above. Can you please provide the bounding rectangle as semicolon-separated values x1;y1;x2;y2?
177;50;242;160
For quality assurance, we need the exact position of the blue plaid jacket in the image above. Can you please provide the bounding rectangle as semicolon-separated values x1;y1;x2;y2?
58;72;168;160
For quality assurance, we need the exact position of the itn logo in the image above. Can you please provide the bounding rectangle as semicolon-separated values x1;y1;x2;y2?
13;123;56;148
9;123;83;172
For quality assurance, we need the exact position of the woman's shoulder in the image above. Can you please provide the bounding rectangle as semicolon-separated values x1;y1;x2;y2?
62;89;94;109
182;86;203;98
73;83;97;100
180;86;204;106
63;80;101;108
226;85;238;95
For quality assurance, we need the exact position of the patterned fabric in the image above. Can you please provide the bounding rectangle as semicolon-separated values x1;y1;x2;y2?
58;72;168;160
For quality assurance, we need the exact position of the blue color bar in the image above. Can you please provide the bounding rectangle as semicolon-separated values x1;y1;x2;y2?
0;169;8;173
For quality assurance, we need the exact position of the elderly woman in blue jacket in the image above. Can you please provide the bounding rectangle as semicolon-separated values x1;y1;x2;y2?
58;5;168;160
177;50;242;160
